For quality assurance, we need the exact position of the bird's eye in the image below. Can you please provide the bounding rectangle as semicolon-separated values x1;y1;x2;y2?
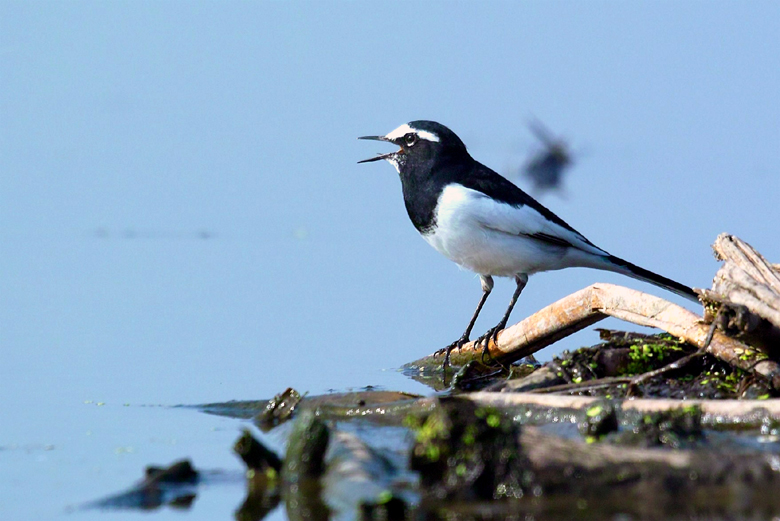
404;133;417;146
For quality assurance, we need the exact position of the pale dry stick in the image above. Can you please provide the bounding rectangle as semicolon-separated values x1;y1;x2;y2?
415;283;780;390
702;233;780;328
464;391;780;421
526;376;631;395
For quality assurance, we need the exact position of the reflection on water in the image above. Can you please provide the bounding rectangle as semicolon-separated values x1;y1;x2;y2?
83;389;780;521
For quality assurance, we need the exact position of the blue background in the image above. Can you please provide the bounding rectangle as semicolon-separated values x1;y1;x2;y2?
1;2;778;519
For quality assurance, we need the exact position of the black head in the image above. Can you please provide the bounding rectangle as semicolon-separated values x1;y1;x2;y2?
358;120;468;172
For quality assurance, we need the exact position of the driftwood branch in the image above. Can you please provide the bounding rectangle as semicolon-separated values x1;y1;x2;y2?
465;391;780;420
413;283;780;390
698;233;780;353
708;233;780;325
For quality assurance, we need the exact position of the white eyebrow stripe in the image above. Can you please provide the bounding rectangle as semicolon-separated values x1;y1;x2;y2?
385;123;414;140
416;130;440;143
384;123;440;143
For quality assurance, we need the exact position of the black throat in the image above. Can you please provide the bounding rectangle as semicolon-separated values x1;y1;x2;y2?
398;147;471;235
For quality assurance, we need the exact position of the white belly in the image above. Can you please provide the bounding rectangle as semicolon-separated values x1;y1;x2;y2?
423;221;559;277
422;184;604;277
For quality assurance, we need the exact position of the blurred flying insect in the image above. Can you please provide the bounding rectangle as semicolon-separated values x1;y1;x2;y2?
523;119;574;197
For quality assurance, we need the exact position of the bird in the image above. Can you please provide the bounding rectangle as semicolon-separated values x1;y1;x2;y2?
358;120;698;367
523;118;573;196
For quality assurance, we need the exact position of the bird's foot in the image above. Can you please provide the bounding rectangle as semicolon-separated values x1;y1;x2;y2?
475;322;507;364
434;334;471;374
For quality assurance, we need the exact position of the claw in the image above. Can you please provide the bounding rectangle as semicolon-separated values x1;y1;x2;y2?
436;334;471;379
475;323;506;365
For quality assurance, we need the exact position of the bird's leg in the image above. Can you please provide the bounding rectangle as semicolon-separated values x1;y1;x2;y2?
435;275;493;370
477;274;528;363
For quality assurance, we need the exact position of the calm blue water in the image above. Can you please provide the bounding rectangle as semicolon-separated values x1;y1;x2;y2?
1;2;778;519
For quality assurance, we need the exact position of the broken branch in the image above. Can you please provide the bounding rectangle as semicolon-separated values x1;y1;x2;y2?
411;283;780;390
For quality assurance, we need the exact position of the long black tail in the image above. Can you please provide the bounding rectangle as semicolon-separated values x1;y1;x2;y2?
605;255;699;302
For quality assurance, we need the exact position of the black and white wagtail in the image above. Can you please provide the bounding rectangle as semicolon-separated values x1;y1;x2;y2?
358;120;697;363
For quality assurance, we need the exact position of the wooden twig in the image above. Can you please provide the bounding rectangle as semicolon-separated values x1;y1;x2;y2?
526;376;631;395
412;283;780;390
623;315;722;397
710;234;780;318
465;391;780;421
698;234;780;352
625;350;706;397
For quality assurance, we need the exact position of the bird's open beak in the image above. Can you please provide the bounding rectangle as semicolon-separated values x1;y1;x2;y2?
358;135;400;164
